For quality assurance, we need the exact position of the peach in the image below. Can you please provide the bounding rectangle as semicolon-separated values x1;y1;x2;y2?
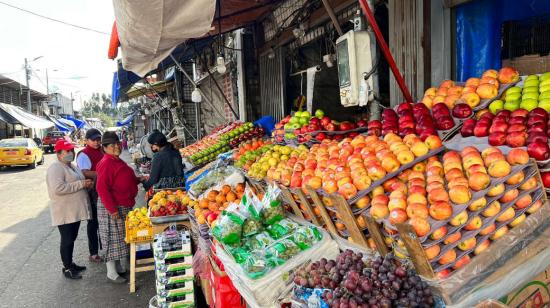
427;175;445;185
383;178;401;192
437;269;452;279
506;171;525;185
490;226;509;240
409;217;431;237
457;237;477;251
413;161;426;172
465;77;481;87
527;199;543;214
488;160;511;178
388;198;407;211
514;194;532;209
355;196;371;209
438;248;457;265
407;193;428;206
450;210;468;226
424;244;441;260
408;170;425;181
453;255;471;270
461;146;480;156
443;232;462;245
449;185;472;204
406;203;429;219
468;172;491;191
482;69;498;79
443;150;462;161
519;177;537;191
466;164;488;177
482;201;501;217
397;169;412;183
389;190;407;200
464;216;482;231
322;179;338;194
389;208;408;225
371;194;389;206
487;183;505;197
381;156;401;173
430;226;448;240
509;213;526;228
474;240;491;255
370;203;389;219
499;189;519;203
424;135;443;150
461;92;481;108
425;87;437;96
479;223;496;236
463;154;485;170
468;197;487;211
476;83;498;99
428;188;450;204
507;148;530;165
498;66;520;84
371;186;385;197
429;201;453;220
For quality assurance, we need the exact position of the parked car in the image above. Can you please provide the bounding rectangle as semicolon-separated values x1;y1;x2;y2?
42;131;65;153
0;138;44;169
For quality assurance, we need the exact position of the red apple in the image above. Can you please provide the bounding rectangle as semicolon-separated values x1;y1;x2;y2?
438;117;455;130
528;141;550;160
488;132;507;146
527;132;548;145
530;107;548;119
527;115;547;126
507;124;526;133
382;109;398;120
452;103;473;119
511;109;529;118
496;109;511;118
321;116;331;127
368;120;382;130
528;123;547;134
489;121;508;134
397;102;413;115
480;112;495;120
542;172;550;187
356;119;367;128
508;117;526;126
506;132;527;147
316;132;327;141
474;122;490;137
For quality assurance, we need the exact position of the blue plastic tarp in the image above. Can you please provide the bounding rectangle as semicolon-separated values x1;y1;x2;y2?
112;71;120;107
455;0;550;81
50;117;72;132
62;115;85;129
116;112;137;127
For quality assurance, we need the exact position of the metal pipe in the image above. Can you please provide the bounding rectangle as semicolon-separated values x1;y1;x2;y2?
358;0;414;103
289;65;321;77
321;0;344;36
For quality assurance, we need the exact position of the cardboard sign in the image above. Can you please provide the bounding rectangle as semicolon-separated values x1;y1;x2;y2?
500;266;550;308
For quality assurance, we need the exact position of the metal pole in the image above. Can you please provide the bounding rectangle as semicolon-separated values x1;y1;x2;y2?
358;0;414;103
321;0;344;36
45;68;49;95
24;58;32;112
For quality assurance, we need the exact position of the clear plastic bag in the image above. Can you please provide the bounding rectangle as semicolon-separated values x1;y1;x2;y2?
245;231;275;251
261;184;285;225
211;203;247;245
267;218;299;239
291;226;323;250
243;251;271;279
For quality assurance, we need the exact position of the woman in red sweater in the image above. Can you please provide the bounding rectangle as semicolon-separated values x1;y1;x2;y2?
96;132;142;283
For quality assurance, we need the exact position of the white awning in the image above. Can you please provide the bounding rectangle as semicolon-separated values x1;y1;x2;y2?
113;0;216;77
0;103;54;129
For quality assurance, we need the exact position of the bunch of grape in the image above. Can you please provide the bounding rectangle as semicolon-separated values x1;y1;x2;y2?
294;250;434;308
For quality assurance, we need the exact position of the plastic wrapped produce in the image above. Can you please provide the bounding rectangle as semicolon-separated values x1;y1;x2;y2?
243;219;263;237
211;204;247;245
291;226;323;250
266;239;301;264
243;251;270;279
245;232;275;251
267;218;299;239
261;184;285;225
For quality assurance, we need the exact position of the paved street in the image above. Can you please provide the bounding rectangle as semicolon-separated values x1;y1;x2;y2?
0;150;155;307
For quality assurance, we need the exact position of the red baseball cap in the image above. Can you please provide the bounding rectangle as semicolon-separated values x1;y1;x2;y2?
54;140;75;152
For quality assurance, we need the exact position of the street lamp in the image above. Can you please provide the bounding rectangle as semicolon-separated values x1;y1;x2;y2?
35;68;58;95
24;55;43;112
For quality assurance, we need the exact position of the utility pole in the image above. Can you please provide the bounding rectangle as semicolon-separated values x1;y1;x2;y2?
24;58;31;112
45;68;49;95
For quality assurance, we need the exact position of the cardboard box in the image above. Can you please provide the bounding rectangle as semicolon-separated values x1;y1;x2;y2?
500;265;550;308
503;54;550;75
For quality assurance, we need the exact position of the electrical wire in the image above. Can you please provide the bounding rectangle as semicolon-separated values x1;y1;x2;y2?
0;1;110;35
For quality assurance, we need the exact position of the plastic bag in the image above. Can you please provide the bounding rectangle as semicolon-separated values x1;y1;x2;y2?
261;184;285;225
266;239;301;262
243;219;263;237
245;231;275;251
212;203;247;245
267;218;299;239
291;226;323;250
242;251;270;279
229;247;251;264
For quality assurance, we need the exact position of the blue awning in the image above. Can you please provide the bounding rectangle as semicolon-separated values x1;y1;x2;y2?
49;117;72;132
116;112;137;127
62;115;85;129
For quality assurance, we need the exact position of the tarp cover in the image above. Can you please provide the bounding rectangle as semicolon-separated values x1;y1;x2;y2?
0;103;53;129
113;0;216;77
116;112;137;127
62;115;85;129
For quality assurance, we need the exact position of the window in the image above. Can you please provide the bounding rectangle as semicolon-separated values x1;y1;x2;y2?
0;139;28;147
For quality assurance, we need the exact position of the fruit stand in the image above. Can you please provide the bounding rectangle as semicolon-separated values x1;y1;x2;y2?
126;66;550;308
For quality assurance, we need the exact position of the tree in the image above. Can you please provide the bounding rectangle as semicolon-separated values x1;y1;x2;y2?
81;92;124;127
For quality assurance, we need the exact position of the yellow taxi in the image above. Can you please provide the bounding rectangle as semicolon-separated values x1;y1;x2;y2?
0;138;44;169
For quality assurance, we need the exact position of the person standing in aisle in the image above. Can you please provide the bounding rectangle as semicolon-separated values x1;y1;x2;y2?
46;140;94;279
76;128;104;263
96;132;142;283
142;131;185;190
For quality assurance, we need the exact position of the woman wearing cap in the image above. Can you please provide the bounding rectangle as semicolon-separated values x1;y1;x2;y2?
46;140;94;279
142;131;184;190
96;132;142;283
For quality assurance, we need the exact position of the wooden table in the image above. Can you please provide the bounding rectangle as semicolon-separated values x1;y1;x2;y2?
128;220;192;293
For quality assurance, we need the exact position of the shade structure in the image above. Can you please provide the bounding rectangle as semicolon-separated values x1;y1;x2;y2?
62;115;85;129
0;103;54;129
116;112;137;127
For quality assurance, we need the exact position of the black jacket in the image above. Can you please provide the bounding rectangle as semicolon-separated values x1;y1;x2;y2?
142;145;184;190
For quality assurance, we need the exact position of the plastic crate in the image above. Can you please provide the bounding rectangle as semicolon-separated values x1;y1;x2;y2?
125;220;154;243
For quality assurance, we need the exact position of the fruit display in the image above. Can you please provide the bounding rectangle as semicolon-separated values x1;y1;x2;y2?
370;102;464;140
273;109;367;144
247;144;308;180
420;67;519;111
193;183;246;226
372;146;543;276
148;189;193;217
489;72;550;113
127;207;151;228
188;166;243;197
233;139;273;170
460;108;550;161
180;122;239;157
293;251;434;308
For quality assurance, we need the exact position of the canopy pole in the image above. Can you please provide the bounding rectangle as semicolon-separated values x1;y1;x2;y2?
321;0;344;36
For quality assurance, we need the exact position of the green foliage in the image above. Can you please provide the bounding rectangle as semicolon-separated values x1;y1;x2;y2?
81;92;139;127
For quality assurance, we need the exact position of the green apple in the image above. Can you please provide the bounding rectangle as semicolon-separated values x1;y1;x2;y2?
540;91;550;100
523;86;539;94
522;92;539;100
505;92;521;103
525;74;539;81
289;117;299;125
294;111;303;118
506;86;522;95
489;100;504;114
315;109;325;119
520;99;538;111
540;84;550;93
301;111;311;118
540;72;550;82
524;79;540;88
504;102;520;111
541;76;550;86
298;117;309;126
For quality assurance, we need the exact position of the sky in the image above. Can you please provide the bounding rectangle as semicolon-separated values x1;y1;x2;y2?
0;0;116;110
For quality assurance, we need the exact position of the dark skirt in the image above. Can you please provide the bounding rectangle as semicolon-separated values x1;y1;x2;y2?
97;199;131;262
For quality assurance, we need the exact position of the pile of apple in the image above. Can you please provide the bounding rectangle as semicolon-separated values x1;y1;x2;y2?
461;108;550;161
273;109;368;144
420;67;519;111
489;72;550;113
233;140;273;171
